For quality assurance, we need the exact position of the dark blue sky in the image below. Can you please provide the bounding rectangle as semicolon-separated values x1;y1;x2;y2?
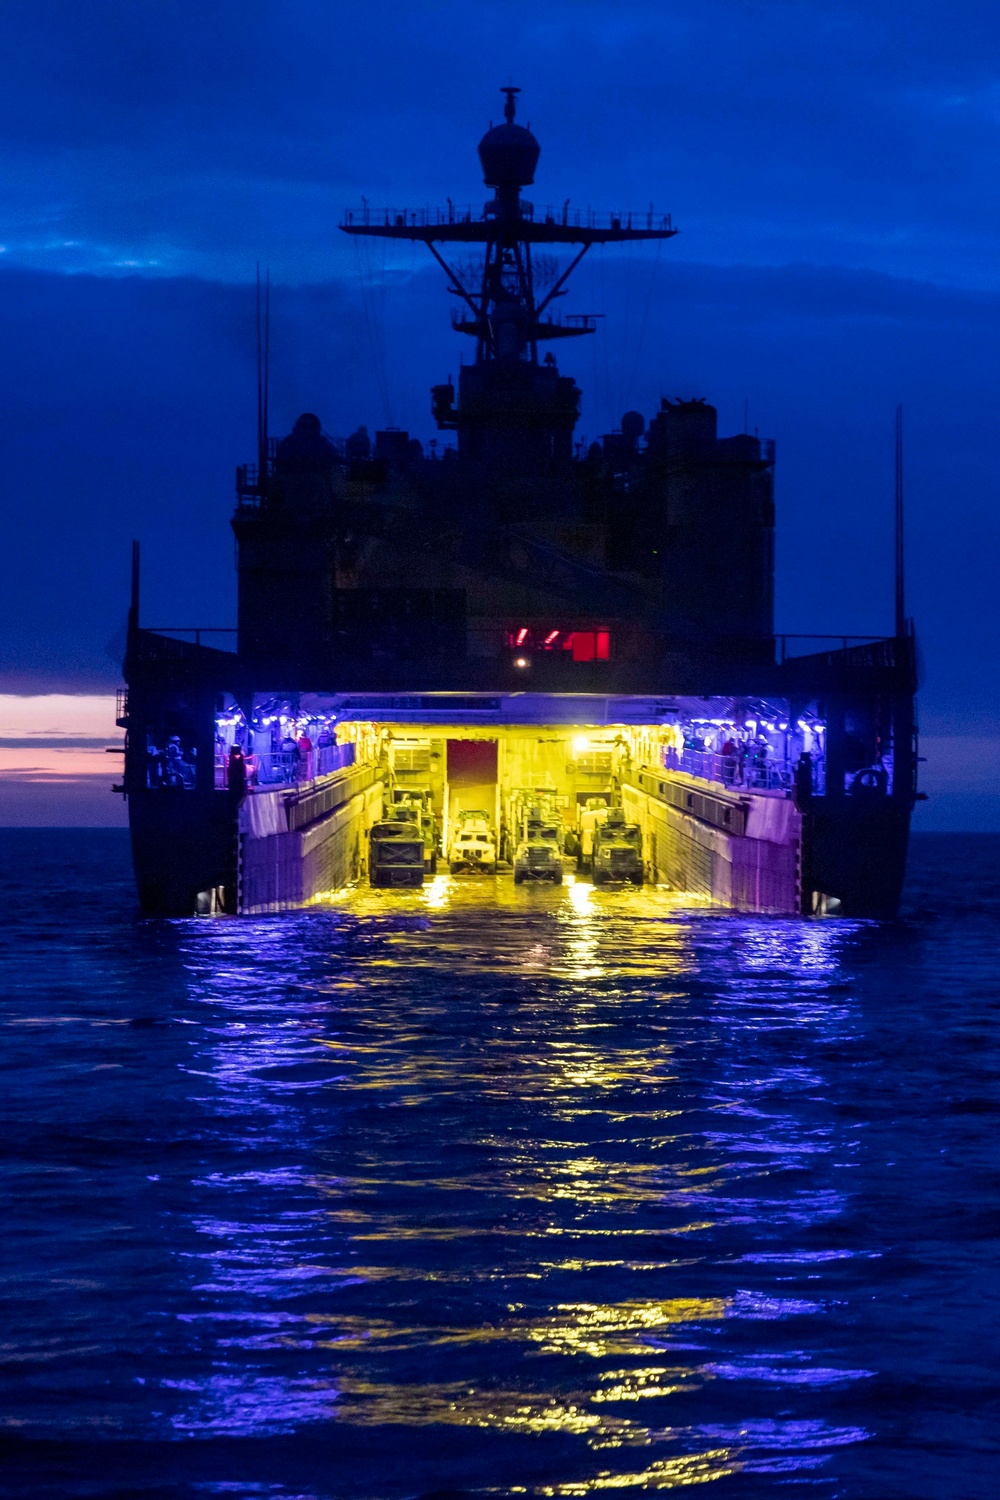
0;1;997;758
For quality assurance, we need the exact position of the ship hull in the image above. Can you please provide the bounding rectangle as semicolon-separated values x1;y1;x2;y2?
803;798;912;919
129;790;237;917
126;724;914;921
127;782;912;921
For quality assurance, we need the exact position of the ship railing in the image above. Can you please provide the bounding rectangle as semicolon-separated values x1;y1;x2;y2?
341;204;673;232
777;633;892;662
663;745;806;794
235;462;266;505
236;438;350;509
451;309;600;335
216;743;357;792
254;752;303;787
143;627;239;650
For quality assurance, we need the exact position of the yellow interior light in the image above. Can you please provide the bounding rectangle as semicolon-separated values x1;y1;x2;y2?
571;735;590;755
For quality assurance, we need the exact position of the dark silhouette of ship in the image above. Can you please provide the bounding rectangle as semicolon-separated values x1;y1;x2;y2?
120;89;919;917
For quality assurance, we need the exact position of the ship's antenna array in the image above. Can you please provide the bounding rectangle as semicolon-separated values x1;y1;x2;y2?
340;87;677;367
256;265;271;499
129;539;140;630
894;403;905;637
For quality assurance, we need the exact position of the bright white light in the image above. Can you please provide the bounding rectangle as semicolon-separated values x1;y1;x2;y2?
571;734;590;755
422;874;449;910
514;657;528;669
566;874;593;915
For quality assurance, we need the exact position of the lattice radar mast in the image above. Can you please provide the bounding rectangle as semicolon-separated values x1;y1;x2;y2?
341;86;678;366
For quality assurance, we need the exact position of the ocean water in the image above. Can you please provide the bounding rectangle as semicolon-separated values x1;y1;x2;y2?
0;830;998;1499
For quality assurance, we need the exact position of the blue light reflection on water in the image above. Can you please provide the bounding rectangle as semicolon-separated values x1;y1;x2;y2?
1;831;999;1498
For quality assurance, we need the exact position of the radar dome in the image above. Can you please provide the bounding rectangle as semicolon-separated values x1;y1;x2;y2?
478;122;540;188
478;87;539;189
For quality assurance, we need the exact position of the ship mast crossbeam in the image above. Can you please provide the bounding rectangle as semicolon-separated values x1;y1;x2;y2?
340;91;676;367
342;219;677;247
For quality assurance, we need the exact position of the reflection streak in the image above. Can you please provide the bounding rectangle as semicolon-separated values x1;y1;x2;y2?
167;882;867;1485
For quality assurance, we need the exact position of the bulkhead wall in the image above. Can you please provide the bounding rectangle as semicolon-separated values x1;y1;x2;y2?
622;780;801;914
238;779;383;914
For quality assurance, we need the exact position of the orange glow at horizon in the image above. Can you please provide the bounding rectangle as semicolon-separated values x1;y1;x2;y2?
0;695;121;784
0;694;119;740
0;747;118;781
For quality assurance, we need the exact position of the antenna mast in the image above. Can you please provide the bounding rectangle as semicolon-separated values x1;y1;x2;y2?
894;404;905;637
129;539;140;629
341;87;677;364
256;266;270;500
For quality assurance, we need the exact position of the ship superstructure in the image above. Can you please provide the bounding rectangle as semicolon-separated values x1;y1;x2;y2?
121;90;918;918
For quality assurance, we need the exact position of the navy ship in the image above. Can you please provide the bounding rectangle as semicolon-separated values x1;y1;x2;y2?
120;89;919;918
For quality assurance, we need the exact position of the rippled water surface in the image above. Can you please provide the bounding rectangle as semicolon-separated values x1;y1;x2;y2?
1;830;999;1498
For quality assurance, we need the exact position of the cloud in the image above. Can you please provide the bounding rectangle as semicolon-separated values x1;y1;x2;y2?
0;2;998;285
0;692;124;823
0;746;118;780
0;693;119;739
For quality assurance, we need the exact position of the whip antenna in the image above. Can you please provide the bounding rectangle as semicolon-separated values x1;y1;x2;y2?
129;539;140;628
264;269;271;491
256;265;270;500
894;404;905;637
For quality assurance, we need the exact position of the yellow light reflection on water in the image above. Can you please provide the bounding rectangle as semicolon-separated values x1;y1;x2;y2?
301;1296;727;1361
536;1448;741;1492
331;1377;620;1436
521;1298;729;1360
566;872;595;916
592;1366;692;1402
421;873;450;908
174;864;855;1485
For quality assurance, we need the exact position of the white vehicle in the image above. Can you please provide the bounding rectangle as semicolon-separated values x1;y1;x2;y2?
449;820;498;874
456;808;492;831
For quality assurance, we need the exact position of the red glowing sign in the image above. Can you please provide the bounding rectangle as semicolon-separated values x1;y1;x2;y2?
505;628;611;661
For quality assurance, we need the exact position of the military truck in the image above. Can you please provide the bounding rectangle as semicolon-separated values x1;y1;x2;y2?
449;810;498;874
591;811;644;886
392;791;439;874
369;818;425;888
513;821;563;884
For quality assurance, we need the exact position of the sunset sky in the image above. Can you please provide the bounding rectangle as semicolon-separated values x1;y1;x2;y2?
0;0;997;827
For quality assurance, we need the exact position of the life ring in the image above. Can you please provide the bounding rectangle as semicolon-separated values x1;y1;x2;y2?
850;766;888;797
